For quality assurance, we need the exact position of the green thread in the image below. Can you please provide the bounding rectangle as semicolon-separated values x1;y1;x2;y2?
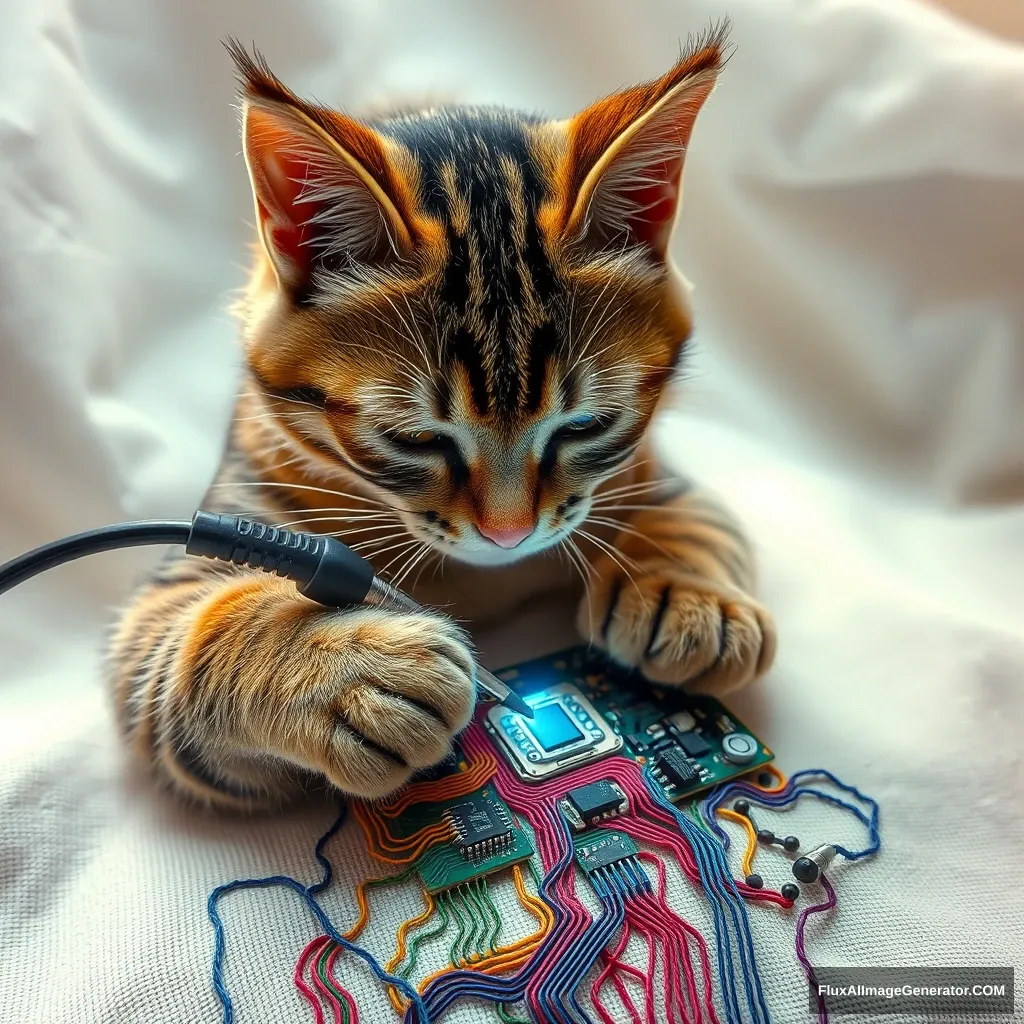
446;889;467;967
315;942;352;1024
457;884;481;963
497;1001;531;1023
401;894;450;980
480;878;503;954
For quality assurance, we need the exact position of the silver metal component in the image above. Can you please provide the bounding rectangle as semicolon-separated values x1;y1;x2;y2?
485;682;622;783
668;711;696;733
721;731;759;765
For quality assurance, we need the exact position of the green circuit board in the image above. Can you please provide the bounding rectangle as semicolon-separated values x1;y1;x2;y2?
390;785;534;893
492;644;774;800
390;645;772;894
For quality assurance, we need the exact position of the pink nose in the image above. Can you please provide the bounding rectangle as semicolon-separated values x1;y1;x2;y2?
477;523;534;549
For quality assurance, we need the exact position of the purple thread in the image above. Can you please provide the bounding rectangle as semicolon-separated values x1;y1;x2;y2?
795;874;837;1024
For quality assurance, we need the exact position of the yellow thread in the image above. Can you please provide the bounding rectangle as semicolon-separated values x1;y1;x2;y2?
717;807;758;876
385;886;437;1013
387;862;555;1013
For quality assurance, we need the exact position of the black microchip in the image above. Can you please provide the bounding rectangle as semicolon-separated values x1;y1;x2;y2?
576;834;638;872
626;732;650;751
675;730;712;759
655;747;700;790
566;780;624;826
447;795;513;860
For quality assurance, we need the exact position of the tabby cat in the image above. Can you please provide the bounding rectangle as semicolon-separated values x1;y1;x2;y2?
109;26;776;812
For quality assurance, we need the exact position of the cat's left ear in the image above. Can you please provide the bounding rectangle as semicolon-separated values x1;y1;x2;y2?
555;26;728;259
226;42;415;295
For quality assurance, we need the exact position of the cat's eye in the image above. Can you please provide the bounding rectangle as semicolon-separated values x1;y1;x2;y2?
552;412;606;442
563;413;599;432
395;429;441;446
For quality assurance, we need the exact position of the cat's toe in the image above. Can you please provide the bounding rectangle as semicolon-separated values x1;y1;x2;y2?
578;561;776;696
306;610;476;798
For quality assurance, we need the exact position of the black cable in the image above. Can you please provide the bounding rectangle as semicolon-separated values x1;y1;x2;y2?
0;520;193;596
0;511;373;605
0;509;530;715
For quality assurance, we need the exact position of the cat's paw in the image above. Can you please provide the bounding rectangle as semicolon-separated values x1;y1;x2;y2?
577;558;776;696
272;609;477;799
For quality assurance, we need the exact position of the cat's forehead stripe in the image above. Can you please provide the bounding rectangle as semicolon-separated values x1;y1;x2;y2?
375;107;565;418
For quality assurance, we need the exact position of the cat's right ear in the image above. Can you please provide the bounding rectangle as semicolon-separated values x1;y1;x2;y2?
226;42;415;295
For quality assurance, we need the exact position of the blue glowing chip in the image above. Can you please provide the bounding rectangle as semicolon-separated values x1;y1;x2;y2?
527;703;584;752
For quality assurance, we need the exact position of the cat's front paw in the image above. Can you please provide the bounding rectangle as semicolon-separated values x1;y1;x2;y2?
272;609;477;799
577;558;776;696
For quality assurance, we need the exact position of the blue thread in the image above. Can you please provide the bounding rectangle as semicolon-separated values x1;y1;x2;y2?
701;768;881;862
413;804;576;1022
644;766;772;1024
208;803;430;1024
536;819;625;1024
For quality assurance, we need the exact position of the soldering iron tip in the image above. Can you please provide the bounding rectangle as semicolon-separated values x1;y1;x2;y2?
504;690;534;718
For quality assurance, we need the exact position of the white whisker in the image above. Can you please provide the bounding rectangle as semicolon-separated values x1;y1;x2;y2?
574;528;643;597
376;538;424;577
392;542;433;589
349;530;412;552
208;481;397;508
584;515;673;557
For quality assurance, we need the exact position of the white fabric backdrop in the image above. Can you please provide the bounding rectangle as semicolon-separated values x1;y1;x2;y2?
2;0;1023;1020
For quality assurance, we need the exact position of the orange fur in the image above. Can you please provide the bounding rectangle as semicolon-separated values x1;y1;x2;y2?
108;28;775;812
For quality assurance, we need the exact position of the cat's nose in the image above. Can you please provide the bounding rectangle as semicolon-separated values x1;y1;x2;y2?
476;523;534;549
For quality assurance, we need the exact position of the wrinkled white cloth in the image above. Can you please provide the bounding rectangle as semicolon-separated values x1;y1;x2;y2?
2;1;1023;1021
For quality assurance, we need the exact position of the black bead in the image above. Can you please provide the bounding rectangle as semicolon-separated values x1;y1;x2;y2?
733;799;751;816
756;829;775;845
792;857;820;883
758;772;775;787
745;873;764;889
781;883;800;902
783;836;800;852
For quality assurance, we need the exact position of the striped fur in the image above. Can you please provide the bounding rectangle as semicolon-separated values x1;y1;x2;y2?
108;24;776;812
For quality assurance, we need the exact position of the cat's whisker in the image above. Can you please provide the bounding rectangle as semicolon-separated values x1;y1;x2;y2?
348;529;411;552
231;411;324;424
392;541;434;590
576;269;634;364
594;458;652;488
267;454;315;475
365;538;421;571
583;515;674;558
376;538;425;578
573;527;644;598
273;515;401;533
401;288;437;366
562;536;596;637
593;458;650;483
591;479;675;503
569;236;632;363
208;481;398;509
359;307;431;378
348;530;412;552
254;388;325;412
588;503;681;514
228;505;399;522
411;547;440;591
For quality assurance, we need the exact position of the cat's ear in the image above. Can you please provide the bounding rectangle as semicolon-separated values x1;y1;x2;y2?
227;42;414;293
556;26;728;259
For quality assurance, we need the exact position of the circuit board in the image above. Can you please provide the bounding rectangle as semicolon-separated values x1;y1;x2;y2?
214;643;881;1024
486;644;774;800
388;784;534;893
377;645;772;894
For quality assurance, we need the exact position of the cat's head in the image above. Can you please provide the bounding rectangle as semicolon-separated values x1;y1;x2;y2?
230;30;726;567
